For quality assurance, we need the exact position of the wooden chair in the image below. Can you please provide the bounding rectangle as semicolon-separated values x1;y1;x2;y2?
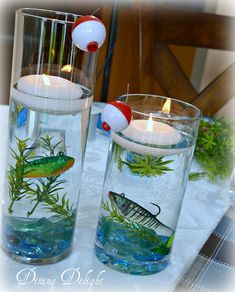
140;4;235;115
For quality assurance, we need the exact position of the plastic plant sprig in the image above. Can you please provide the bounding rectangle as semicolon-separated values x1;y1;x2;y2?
189;117;235;182
101;200;161;243
40;134;63;156
119;154;174;177
8;135;73;220
114;143;124;171
8;137;33;214
189;172;207;181
25;136;73;219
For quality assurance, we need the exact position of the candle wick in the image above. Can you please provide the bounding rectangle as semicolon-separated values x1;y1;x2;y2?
146;113;153;132
42;74;51;86
126;83;130;104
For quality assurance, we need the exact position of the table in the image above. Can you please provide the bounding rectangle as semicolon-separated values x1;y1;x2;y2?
0;105;230;292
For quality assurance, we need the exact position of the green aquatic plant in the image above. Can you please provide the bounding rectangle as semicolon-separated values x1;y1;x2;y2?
25;176;66;216
40;135;63;156
101;200;161;243
189;172;207;181
25;175;73;220
119;154;174;177
151;233;174;255
114;143;174;176
8;135;73;220
8;137;32;214
114;143;124;171
189;118;235;182
42;192;74;221
101;200;174;255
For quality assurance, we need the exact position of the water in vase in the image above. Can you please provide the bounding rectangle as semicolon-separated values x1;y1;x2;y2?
95;132;194;275
2;84;92;264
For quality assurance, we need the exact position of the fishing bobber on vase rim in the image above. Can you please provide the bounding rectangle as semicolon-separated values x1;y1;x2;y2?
101;101;132;132
71;15;106;52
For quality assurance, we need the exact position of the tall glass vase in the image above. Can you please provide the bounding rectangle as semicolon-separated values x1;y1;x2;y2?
94;94;201;275
2;8;100;264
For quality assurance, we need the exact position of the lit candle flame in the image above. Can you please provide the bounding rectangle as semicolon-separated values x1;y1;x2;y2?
61;65;72;73
162;98;171;114
146;113;153;131
42;74;51;86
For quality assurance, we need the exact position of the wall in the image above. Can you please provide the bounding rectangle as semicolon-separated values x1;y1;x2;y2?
194;0;235;120
106;1;200;102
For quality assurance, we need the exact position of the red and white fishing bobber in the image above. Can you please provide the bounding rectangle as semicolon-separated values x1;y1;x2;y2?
102;101;132;132
71;15;106;52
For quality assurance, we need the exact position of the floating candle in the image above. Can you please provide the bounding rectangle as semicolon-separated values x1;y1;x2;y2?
111;100;191;156
122;113;181;146
11;74;91;114
17;74;83;99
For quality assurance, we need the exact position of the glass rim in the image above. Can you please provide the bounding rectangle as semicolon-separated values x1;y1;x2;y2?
16;8;81;24
118;93;202;121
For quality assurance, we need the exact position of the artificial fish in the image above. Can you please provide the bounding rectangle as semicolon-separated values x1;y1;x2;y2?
23;153;75;178
108;191;173;233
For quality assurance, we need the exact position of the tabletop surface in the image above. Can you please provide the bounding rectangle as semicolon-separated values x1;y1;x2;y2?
0;105;230;292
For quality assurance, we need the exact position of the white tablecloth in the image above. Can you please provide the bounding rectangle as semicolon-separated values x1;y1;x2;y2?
0;105;230;292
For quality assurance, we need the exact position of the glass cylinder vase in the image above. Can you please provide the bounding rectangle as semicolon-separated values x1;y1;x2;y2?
94;94;201;275
2;8;101;264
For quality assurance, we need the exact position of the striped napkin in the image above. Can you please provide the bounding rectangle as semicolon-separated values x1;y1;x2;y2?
174;207;235;292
